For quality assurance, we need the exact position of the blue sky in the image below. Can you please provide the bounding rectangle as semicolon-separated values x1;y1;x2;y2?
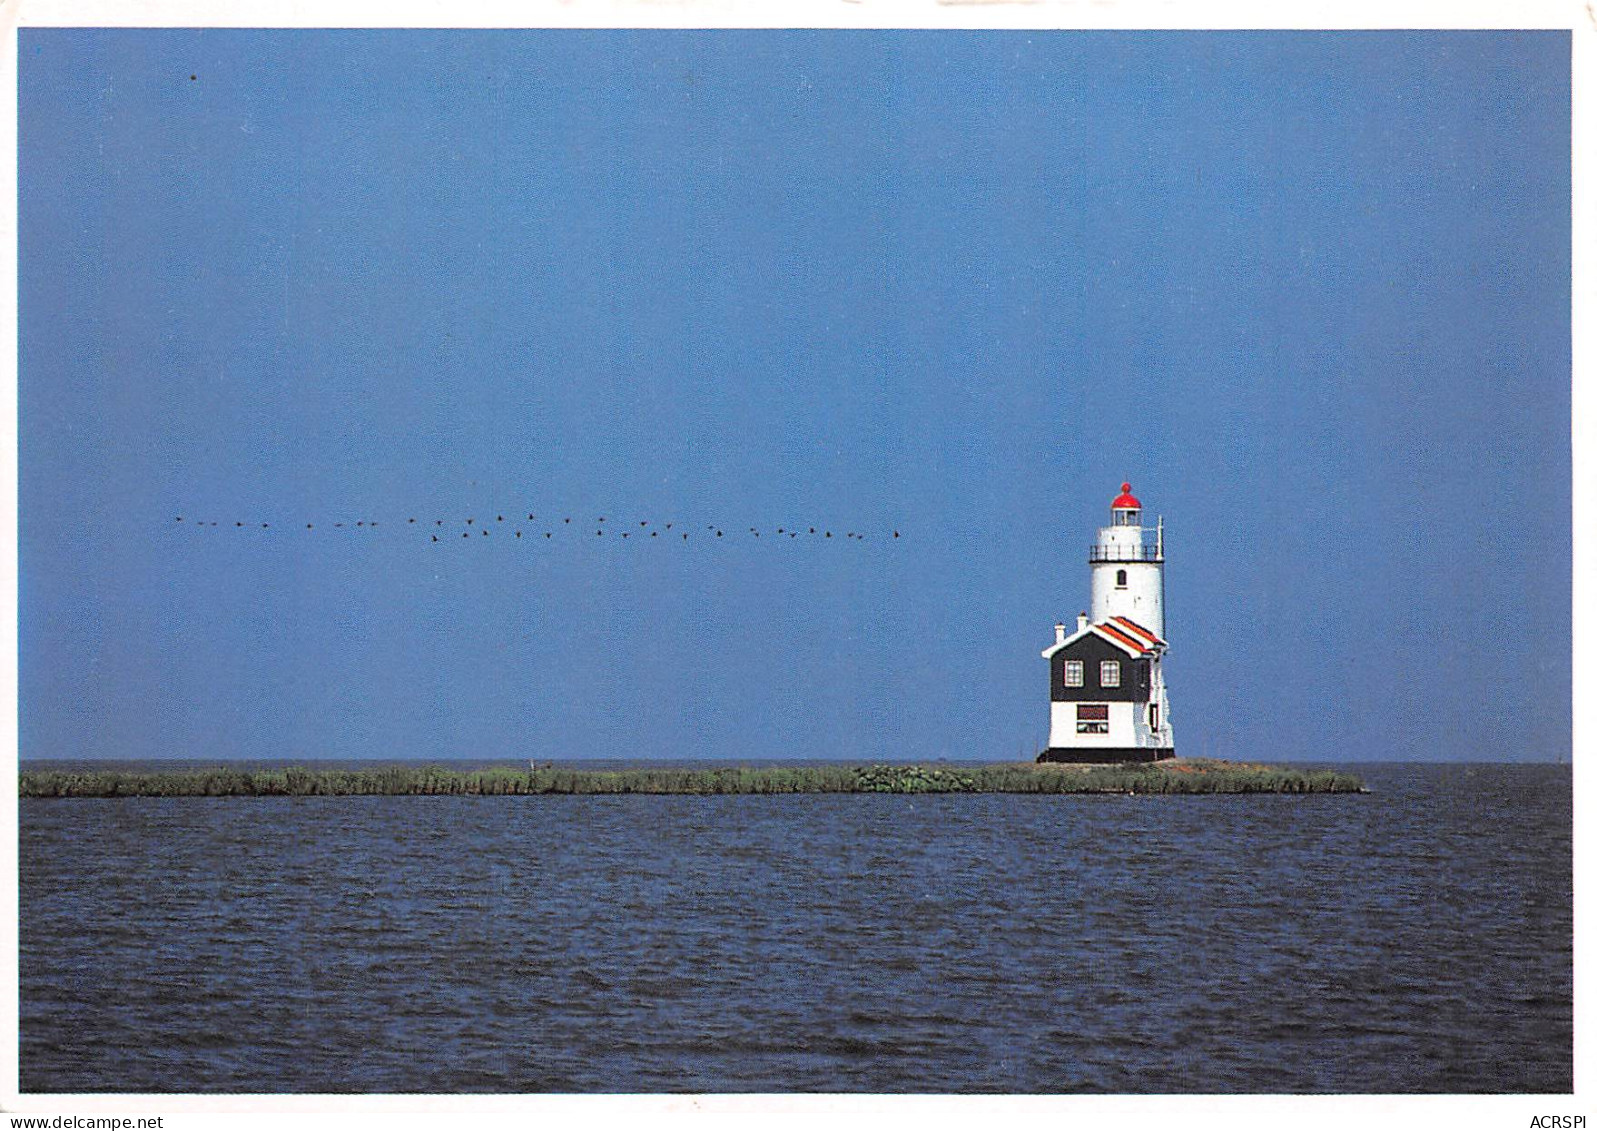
18;30;1570;762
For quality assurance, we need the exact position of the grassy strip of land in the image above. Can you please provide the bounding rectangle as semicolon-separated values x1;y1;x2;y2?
19;760;1365;797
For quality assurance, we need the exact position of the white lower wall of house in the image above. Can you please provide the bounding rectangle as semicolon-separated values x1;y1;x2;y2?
1048;701;1137;749
1049;699;1176;751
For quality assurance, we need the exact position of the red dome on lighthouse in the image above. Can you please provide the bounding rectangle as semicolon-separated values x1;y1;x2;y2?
1112;482;1141;509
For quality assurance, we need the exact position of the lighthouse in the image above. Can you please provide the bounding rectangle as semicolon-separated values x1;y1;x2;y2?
1038;483;1176;763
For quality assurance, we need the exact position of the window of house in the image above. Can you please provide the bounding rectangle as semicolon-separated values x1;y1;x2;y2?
1064;660;1084;688
1076;703;1109;734
1115;569;1128;588
1101;660;1121;688
1150;702;1160;731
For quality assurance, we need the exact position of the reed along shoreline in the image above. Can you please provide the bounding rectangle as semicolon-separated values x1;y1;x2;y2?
19;760;1366;797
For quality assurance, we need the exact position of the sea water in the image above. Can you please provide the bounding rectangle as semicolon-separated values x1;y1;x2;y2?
18;762;1571;1093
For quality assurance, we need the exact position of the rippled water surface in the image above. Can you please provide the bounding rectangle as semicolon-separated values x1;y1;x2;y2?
19;762;1571;1093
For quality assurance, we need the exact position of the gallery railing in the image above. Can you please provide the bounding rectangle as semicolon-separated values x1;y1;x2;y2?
1088;543;1163;563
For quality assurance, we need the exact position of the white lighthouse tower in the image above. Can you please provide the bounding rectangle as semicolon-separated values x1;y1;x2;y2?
1038;482;1176;763
1091;483;1165;640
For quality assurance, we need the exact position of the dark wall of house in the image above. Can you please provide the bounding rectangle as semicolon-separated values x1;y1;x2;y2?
1049;634;1151;702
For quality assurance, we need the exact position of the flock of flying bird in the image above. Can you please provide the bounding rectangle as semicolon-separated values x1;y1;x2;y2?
173;514;902;543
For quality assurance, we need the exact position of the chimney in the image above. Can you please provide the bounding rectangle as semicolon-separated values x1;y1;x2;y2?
1077;611;1090;633
1054;623;1066;646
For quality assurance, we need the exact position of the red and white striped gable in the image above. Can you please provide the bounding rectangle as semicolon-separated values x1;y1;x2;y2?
1090;616;1167;657
1042;614;1167;660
